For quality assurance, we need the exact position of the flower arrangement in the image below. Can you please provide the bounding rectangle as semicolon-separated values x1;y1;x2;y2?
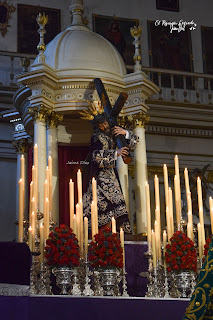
165;231;197;273
204;235;212;257
88;226;123;269
45;224;80;268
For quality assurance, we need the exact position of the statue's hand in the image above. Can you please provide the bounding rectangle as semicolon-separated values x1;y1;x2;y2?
117;147;129;157
112;126;127;137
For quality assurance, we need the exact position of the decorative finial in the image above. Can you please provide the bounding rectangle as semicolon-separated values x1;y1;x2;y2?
130;26;142;73
36;13;48;63
69;0;84;25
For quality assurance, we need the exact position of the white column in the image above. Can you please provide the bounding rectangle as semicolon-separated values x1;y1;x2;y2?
116;156;130;213
34;118;47;215
133;114;148;234
47;125;59;224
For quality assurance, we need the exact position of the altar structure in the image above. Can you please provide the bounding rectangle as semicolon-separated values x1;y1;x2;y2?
13;0;159;235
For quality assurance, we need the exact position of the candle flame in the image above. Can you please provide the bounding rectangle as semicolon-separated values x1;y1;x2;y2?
46;166;49;170
32;211;34;215
34;144;37;147
154;175;158;178
49;156;51;159
76;203;79;207
46;198;49;202
21;155;24;158
29;226;32;231
197;176;200;181
19;178;22;182
175;155;178;158
78;169;81;173
70;179;72;183
163;230;166;234
163;164;167;167
40;223;43;228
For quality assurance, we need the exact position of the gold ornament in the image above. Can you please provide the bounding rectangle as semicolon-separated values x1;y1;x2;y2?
79;101;104;120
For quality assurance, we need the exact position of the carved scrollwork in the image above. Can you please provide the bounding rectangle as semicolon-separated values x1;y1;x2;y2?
12;137;33;153
0;0;15;37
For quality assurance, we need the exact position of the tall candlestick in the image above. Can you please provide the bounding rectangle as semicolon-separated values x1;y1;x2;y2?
91;201;95;238
112;217;116;233
154;175;160;213
174;155;182;224
151;230;157;269
163;164;169;209
120;228;125;266
166;207;171;241
45;166;50;201
184;168;190;194
79;199;84;256
84;217;88;255
18;179;24;242
29;182;33;225
69;179;74;229
76;204;80;242
48;156;52;215
45;198;49;239
187;192;192;216
34;144;38;210
40;224;44;264
154;220;160;260
145;181;152;243
155;206;161;247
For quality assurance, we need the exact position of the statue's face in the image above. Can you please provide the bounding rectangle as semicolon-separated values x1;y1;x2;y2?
98;121;111;134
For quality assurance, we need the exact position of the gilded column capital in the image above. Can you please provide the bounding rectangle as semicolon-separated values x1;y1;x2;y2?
131;112;150;128
28;105;49;123
46;111;63;128
12;137;33;153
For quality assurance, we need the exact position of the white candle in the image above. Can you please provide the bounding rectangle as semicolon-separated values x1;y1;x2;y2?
29;182;33;225
166;207;171;241
92;178;98;234
34;144;38;210
174;175;181;226
209;197;213;234
48;156;52;215
45;167;50;200
76;204;80;242
77;169;82;204
145;181;152;243
18;179;24;242
163;230;167;269
163;164;169;209
155;206;161;248
28;226;33;251
91;201;95;238
187;211;193;240
197;223;202;259
31;211;36;252
40;224;44;264
84;217;88;255
79;199;84;256
154;175;160;214
69;179;74;229
151;230;157;269
112;217;116;233
168;188;174;236
120;228;125;266
184;168;190;194
45;198;49;239
187;192;192;217
174;155;182;224
73;214;77;236
197;177;205;248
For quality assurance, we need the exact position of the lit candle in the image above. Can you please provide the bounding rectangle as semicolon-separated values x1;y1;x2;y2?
45;198;49;239
145;181;152;243
18;179;24;242
48;156;52;215
151;230;157;269
77;169;82;204
166;207;171;241
209;197;213;234
184;168;190;194
69;179;74;229
154;220;160;260
163;164;169;209
28;226;33;251
155;206;161;255
120;228;125;266
40;224;44;264
112;217;116;233
163;230;167;269
154;175;160;214
168;188;174;236
84;217;88;255
76;203;80;242
34;144;38;209
197;223;202;259
187;223;192;240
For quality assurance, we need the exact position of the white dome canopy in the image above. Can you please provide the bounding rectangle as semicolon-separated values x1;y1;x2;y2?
32;2;127;83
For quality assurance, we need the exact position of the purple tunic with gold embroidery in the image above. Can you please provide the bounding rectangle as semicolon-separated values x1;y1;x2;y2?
83;130;138;231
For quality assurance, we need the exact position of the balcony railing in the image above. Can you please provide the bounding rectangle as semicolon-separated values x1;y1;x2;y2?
0;51;213;106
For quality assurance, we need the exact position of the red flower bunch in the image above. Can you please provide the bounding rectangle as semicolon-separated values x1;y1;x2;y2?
204;235;212;257
45;224;80;268
165;231;197;273
88;226;123;269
